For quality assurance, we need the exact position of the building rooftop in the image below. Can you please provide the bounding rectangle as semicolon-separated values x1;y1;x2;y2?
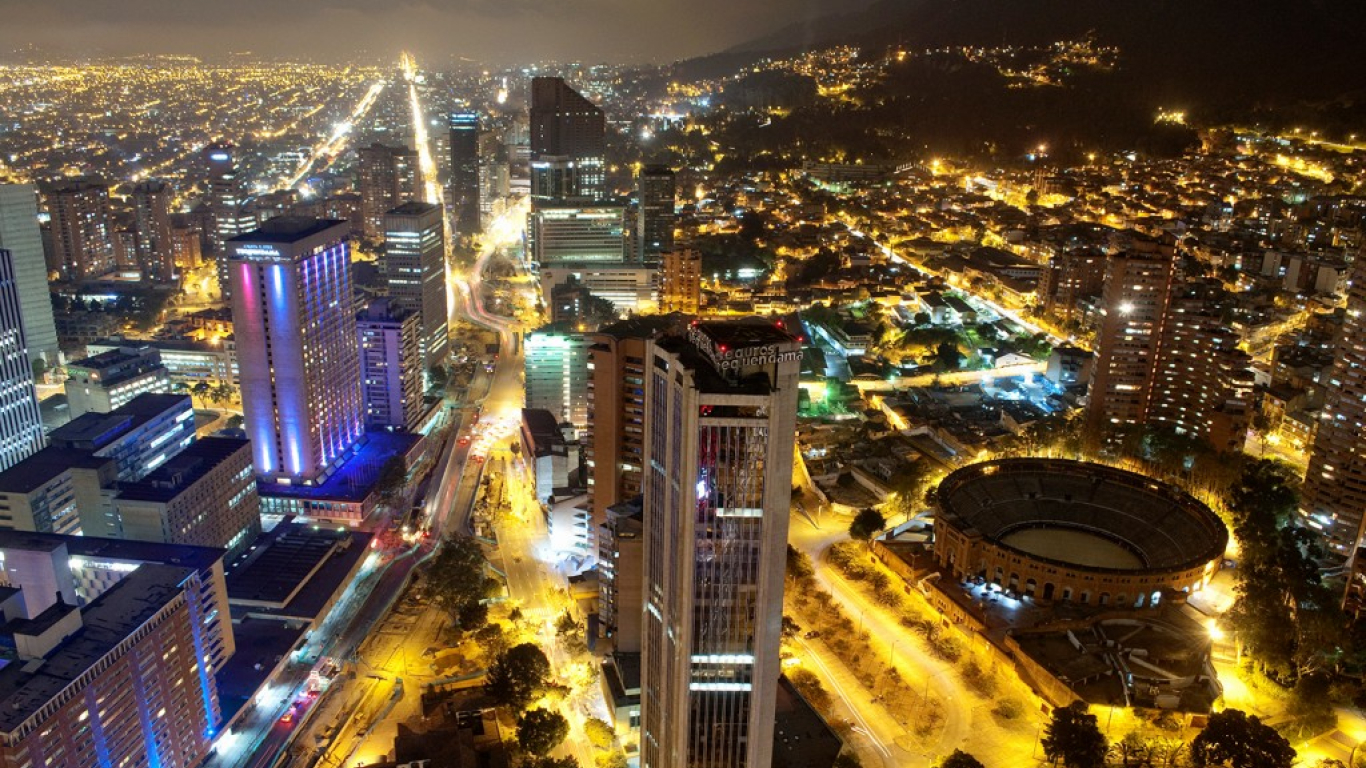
596;313;690;341
692;319;798;352
0;564;195;733
0;448;113;494
256;431;421;503
49;393;191;450
0;529;224;574
225;520;371;620
114;437;249;504
772;675;844;768
229;217;346;244
66;345;159;373
386;201;440;216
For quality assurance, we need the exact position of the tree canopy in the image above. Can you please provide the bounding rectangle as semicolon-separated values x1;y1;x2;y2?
426;534;498;630
1190;709;1295;768
939;750;985;768
517;707;569;756
1041;702;1107;768
848;508;887;542
486;642;552;711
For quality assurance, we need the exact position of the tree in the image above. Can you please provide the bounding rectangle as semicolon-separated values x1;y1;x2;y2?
786;544;814;583
472;623;508;659
524;755;579;768
934;341;964;370
375;456;408;500
1190;709;1295;768
555;610;580;636
213;382;237;404
427;535;496;628
486;642;552;711
832;755;863;768
191;380;212;404
939;751;985;768
848;508;887;542
1041;702;1107;767
517;708;569;756
583;717;614;749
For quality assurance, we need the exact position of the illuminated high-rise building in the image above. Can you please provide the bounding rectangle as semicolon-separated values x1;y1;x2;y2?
44;177;115;281
228;218;363;485
528;203;628;265
383;202;449;369
358;300;424;432
640;320;801;768
637;165;676;260
1304;254;1366;561
204;144;255;299
0;184;60;365
131;179;177;283
358;142;419;240
0;249;44;471
530;77;605;201
449;112;482;236
524;325;593;432
659;248;701;315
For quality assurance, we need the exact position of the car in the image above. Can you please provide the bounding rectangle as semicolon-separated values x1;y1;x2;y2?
803;630;822;640
457;436;470;446
280;710;294;724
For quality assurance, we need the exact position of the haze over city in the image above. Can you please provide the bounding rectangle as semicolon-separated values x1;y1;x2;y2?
0;3;1363;768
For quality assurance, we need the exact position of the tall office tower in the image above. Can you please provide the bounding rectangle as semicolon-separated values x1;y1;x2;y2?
0;185;60;365
229;218;364;485
529;77;605;201
204;144;255;300
528;203;628;265
524;324;593;432
0;250;44;471
358;299;424;432
0;556;226;768
659;248;702;314
449;112;482;235
44;177;115;281
640;321;801;768
131;179;177;282
1084;247;1176;440
1304;254;1366;561
638;165;676;260
383;202;449;369
358;142;420;240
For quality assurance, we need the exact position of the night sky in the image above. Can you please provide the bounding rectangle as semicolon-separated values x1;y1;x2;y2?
0;0;877;63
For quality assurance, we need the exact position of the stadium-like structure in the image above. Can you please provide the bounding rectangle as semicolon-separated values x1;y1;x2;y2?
933;458;1227;608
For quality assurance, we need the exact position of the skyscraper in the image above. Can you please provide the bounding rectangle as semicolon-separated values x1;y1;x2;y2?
229;218;363;484
1084;246;1176;439
640;320;801;768
44;177;115;281
204;144;255;299
528;203;628;265
659;248;701;314
638;165;676;260
0;250;44;472
358;299;424;432
449;112;481;236
131;179;177;283
383;201;449;369
358;142;420;240
0;185;60;365
524;325;593;432
1303;253;1366;559
530;77;606;201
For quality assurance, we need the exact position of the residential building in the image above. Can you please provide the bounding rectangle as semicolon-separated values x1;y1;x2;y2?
449;112;481;235
228;218;364;485
1038;247;1107;322
1305;255;1366;565
530;77;605;201
44;178;114;281
525;324;593;432
204;144;255;299
383;202;449;369
599;496;643;651
358;300;424;432
113;437;259;559
64;346;171;418
638;165;676;260
0;250;43;471
130;180;177;283
358;143;419;239
659;248;701;314
0;448;117;536
640;320;801;768
0;185;60;364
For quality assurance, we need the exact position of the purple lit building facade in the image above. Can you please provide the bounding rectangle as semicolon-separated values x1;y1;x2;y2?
229;218;363;485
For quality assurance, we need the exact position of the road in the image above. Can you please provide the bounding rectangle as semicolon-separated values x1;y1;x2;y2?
787;510;1044;767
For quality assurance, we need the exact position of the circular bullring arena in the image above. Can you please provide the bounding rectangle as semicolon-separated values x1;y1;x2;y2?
933;458;1228;608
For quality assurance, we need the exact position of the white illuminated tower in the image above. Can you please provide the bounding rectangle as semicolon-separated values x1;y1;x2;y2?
0;249;44;471
640;320;801;768
228;218;363;484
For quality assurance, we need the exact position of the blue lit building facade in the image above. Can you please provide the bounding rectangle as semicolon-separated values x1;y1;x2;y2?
229;218;364;485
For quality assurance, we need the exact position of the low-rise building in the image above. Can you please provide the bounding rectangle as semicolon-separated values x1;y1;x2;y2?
64;345;171;417
48;393;195;482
